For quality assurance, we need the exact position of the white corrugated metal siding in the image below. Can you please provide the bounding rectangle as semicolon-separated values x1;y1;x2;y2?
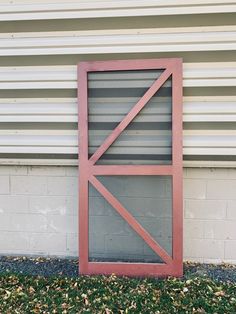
1;1;236;20
0;0;235;167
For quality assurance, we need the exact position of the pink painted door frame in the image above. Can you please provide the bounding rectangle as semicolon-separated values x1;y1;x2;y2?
78;59;183;277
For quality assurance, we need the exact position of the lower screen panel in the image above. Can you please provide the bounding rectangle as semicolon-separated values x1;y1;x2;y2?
88;175;172;264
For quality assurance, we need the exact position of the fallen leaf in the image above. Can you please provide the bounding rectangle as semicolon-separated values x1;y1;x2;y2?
29;286;35;294
214;290;225;297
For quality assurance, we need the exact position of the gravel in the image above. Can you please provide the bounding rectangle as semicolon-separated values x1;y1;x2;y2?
0;256;235;283
184;262;236;283
0;256;78;278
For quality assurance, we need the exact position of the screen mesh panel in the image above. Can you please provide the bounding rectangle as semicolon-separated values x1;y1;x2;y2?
89;175;172;263
88;70;172;165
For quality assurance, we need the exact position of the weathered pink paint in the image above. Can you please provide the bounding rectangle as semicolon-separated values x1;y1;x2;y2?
78;58;183;277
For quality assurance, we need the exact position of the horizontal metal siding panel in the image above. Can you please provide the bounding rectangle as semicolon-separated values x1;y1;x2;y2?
0;65;235;164
0;95;235;158
0;62;235;89
0;96;235;122
0;8;235;167
0;26;235;55
0;0;236;20
0;135;235;155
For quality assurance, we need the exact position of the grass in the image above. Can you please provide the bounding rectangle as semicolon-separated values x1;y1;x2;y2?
0;272;235;313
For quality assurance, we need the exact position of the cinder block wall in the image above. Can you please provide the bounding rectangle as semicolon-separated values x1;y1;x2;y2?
184;168;236;264
0;166;78;257
0;165;235;264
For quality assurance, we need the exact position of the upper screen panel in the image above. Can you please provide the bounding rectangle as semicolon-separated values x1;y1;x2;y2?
88;69;172;165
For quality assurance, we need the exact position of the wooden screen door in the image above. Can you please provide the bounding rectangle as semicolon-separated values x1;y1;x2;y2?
78;59;183;277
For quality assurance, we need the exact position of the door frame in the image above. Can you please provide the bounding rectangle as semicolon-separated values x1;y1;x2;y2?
78;59;183;277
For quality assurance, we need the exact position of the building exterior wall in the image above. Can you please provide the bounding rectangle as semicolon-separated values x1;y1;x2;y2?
0;1;235;263
0;165;235;264
0;8;235;168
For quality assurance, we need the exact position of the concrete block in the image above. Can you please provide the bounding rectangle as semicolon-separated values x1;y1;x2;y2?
203;221;221;239
66;197;78;216
89;233;105;254
223;221;236;240
184;238;224;260
29;195;68;215
90;194;169;219
0;231;30;251
0;213;48;233
89;196;106;216
11;176;47;195
105;234;144;257
225;241;236;260
137;217;172;239
103;201;121;217
184;179;207;199
47;215;77;234
66;233;78;255
89;215;128;236
25;214;48;232
65;167;78;177
0;176;10;194
227;201;236;219
95;176;170;199
223;259;236;264
186;168;236;180
204;220;236;240
28;166;66;176
184;219;204;239
124;176;170;198
207;180;236;200
47;177;77;196
185;200;227;220
202;258;225;264
119;197;172;218
0;195;28;213
0;166;27;176
165;178;172;196
97;176;127;197
30;233;67;253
